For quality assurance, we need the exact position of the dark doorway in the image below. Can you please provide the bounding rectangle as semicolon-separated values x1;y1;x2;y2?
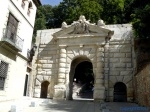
113;82;127;102
23;74;28;96
40;81;50;98
73;61;94;99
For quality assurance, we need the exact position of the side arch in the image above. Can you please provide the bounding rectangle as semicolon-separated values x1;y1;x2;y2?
113;82;127;102
40;80;50;98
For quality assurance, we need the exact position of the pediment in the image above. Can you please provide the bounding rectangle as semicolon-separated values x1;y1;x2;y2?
53;15;114;39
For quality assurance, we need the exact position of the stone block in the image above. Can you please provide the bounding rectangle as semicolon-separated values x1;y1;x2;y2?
120;58;131;63
39;60;47;64
109;49;120;53
73;49;79;55
47;60;54;63
113;63;126;68
109;58;119;62
35;80;41;86
94;86;105;101
58;68;66;73
120;71;132;75
59;63;66;68
79;49;84;55
37;75;43;81
10;105;23;112
67;50;73;54
116;76;123;82
47;51;57;55
109;70;120;76
54;85;65;99
42;64;52;68
58;74;65;79
60;54;66;58
114;53;125;58
126;53;131;58
109;76;117;83
126;63;132;67
44;76;49;81
89;54;96;59
120;47;131;52
123;76;132;83
67;54;74;59
30;101;39;107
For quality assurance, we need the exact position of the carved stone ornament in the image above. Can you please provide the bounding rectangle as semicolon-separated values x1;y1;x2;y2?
61;15;94;34
61;22;68;29
97;19;105;26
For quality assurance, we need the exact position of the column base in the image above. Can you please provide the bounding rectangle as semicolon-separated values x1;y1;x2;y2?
53;84;66;99
94;86;105;101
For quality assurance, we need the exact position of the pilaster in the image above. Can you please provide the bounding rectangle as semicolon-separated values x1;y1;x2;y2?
54;46;67;99
94;46;105;101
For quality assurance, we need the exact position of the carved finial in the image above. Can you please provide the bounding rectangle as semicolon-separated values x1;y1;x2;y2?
61;22;68;29
97;19;105;26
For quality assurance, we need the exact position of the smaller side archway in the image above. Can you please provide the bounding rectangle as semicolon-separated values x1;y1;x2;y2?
113;82;127;102
40;81;50;98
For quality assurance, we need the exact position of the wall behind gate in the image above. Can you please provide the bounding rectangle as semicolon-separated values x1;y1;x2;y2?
104;24;135;101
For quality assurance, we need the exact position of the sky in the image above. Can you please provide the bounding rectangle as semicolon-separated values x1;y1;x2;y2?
41;0;63;6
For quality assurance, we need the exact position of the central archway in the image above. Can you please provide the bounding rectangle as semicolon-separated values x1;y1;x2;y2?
67;56;94;100
73;61;94;99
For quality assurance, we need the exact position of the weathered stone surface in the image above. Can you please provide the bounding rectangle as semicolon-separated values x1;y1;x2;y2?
120;58;131;63
114;53;125;58
32;20;134;102
120;71;132;75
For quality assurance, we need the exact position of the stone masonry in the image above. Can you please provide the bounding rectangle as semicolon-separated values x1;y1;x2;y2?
30;16;135;102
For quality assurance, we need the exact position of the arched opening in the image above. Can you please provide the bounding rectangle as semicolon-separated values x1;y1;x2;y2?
27;2;32;16
40;81;50;98
66;56;94;100
113;82;127;102
73;61;94;99
21;0;25;9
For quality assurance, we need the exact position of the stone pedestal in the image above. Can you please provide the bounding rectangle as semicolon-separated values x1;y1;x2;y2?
53;85;66;99
94;86;105;102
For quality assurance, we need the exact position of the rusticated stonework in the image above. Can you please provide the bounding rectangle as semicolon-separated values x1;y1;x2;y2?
30;16;135;102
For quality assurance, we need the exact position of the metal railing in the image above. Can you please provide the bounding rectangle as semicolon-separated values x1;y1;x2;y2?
2;28;24;51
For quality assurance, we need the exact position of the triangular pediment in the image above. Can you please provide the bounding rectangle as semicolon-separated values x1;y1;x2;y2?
53;15;114;38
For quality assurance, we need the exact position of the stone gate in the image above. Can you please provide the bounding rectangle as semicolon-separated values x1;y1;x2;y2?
30;16;135;102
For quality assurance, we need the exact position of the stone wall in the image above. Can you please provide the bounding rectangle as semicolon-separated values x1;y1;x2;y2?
32;24;135;101
134;39;150;107
104;24;135;101
32;29;60;98
135;63;150;107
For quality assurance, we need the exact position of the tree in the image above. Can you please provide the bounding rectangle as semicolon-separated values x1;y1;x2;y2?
131;0;150;38
54;0;102;26
33;5;53;43
98;0;126;24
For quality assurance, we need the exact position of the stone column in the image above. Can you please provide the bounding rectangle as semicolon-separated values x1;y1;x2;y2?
54;46;66;99
94;46;105;101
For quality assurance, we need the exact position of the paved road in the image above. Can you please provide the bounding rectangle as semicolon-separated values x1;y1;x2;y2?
23;99;100;112
0;98;150;112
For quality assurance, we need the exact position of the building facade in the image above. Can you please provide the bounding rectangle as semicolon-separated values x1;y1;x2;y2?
31;16;136;102
0;0;41;101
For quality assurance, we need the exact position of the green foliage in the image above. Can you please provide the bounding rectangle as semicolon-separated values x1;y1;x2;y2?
131;0;150;38
33;0;150;42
